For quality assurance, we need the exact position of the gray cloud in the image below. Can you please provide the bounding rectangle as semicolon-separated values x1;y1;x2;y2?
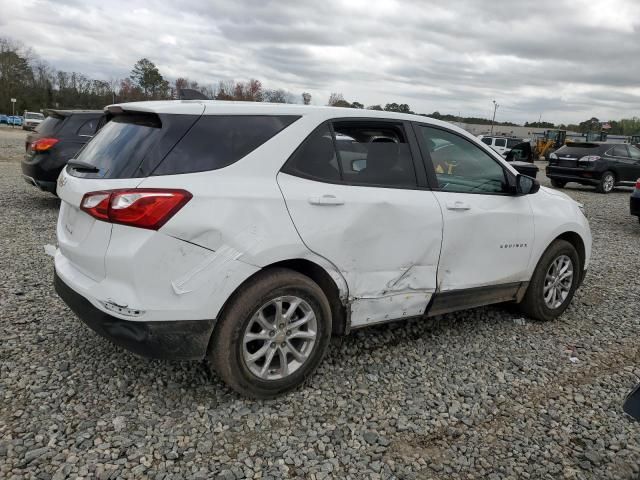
0;0;639;123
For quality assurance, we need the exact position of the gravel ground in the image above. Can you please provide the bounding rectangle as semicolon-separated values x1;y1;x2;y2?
1;126;639;479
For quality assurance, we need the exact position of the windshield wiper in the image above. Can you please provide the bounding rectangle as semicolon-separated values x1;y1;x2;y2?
67;160;100;172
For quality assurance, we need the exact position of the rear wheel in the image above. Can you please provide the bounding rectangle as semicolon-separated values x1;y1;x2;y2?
550;179;566;188
519;240;580;321
208;268;332;399
596;171;615;193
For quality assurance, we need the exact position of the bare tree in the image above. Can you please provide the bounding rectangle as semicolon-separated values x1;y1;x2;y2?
327;92;345;106
302;92;311;105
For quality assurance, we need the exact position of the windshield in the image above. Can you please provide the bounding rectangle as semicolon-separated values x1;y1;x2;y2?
25;113;44;120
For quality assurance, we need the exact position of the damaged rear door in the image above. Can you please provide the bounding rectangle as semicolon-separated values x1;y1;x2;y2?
277;119;443;327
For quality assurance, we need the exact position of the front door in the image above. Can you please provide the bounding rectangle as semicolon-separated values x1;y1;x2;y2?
414;124;534;292
277;120;443;327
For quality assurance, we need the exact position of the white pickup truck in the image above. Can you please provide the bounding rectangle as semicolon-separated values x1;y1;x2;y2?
23;111;45;131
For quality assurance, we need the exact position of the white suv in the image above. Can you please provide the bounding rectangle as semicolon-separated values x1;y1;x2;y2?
53;101;591;398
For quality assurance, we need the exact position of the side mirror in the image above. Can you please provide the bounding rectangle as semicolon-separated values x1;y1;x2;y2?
517;174;540;195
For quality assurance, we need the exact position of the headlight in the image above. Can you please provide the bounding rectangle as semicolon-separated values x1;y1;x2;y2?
549;153;558;159
578;155;601;163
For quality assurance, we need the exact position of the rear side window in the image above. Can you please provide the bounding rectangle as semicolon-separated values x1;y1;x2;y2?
154;115;299;176
481;137;492;145
612;145;629;157
283;121;417;188
36;116;63;136
494;138;506;147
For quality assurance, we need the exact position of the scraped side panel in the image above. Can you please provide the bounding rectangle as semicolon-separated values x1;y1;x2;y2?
277;173;444;328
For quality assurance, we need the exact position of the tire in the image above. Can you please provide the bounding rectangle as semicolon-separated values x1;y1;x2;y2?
596;171;615;193
550;179;566;188
208;268;332;399
519;239;580;321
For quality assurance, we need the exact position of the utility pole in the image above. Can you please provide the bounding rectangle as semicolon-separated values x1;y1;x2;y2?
490;100;499;135
10;98;16;128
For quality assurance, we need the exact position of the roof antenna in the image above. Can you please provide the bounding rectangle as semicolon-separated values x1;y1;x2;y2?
177;88;209;100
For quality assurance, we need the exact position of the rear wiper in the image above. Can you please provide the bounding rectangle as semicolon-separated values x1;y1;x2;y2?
67;160;100;172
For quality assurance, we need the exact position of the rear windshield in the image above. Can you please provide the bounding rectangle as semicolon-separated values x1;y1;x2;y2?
35;116;64;136
25;112;44;120
69;113;299;179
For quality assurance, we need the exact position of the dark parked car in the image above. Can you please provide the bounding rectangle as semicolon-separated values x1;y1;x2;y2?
546;142;640;193
21;110;106;194
631;179;640;224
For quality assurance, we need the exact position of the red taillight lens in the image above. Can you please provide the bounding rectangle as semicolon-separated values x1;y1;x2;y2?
80;189;192;230
31;137;59;152
636;178;640;190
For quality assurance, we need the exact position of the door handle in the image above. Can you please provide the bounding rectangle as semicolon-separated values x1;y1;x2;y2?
446;200;471;211
308;194;345;206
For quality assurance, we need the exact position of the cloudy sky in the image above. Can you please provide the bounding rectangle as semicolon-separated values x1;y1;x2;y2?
1;0;639;124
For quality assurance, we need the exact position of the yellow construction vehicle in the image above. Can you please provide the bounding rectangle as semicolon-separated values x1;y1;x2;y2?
534;130;566;159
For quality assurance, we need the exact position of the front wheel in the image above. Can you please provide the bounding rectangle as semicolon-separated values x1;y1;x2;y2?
208;268;332;399
519;239;580;321
596;171;615;193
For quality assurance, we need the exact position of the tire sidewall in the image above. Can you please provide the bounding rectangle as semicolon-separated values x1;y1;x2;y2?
531;241;580;320
211;270;332;398
599;171;615;193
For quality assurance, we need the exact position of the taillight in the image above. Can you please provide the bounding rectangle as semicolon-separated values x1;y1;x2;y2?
635;179;640;190
80;189;192;230
31;137;59;152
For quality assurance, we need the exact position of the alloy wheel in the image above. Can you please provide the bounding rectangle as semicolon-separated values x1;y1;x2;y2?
242;296;318;380
543;255;574;309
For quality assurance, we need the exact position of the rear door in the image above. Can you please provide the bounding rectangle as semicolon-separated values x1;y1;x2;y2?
608;144;636;182
277;120;443;326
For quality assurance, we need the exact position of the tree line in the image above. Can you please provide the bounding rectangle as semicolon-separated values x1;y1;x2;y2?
1;36;638;136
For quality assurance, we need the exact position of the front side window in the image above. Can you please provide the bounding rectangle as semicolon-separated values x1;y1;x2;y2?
416;126;508;194
494;138;507;148
283;121;417;188
481;137;492;145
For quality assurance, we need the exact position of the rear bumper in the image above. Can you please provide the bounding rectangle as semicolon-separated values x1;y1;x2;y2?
546;166;602;185
22;174;56;193
54;271;215;360
21;155;63;192
631;192;640;217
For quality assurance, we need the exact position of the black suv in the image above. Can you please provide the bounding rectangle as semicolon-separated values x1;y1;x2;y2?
546;142;640;193
21;110;106;194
